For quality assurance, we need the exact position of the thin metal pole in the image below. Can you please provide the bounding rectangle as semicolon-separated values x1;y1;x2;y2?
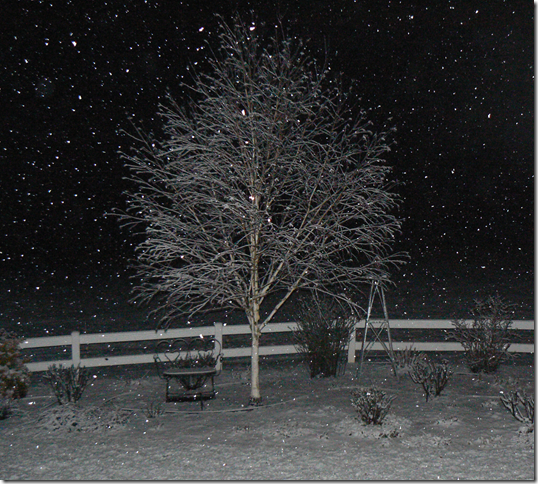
357;279;397;381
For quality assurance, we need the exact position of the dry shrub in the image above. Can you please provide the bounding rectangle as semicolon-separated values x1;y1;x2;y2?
37;403;131;433
450;295;514;373
409;357;452;402
500;390;534;426
44;364;91;405
393;346;427;375
350;387;395;425
292;293;356;378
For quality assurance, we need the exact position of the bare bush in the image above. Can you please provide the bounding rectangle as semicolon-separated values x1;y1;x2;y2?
409;358;452;402
44;364;91;405
500;390;534;425
450;295;515;373
393;346;427;375
350;387;395;425
292;293;357;378
37;403;131;433
144;401;165;419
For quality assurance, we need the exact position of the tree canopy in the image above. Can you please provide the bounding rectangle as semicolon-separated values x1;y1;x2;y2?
119;17;406;403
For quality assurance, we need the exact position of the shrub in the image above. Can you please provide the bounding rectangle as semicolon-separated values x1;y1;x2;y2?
409;357;452;402
500;390;534;425
174;351;218;369
393;346;427;375
0;329;30;400
144;401;165;419
450;295;514;373
292;293;357;378
350;387;395;425
44;364;91;405
0;397;12;420
37;403;130;433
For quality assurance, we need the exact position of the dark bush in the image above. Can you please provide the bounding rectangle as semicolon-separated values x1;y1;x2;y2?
393;346;427;375
500;390;534;425
144;401;165;419
409;357;452;402
44;364;91;405
292;293;356;378
450;295;514;373
350;387;395;425
0;329;30;400
173;351;218;369
0;397;12;420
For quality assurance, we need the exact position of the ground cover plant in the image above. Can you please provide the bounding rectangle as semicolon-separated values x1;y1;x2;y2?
36;403;131;433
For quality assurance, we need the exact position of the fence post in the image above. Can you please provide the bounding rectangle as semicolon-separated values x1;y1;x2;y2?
214;322;223;371
71;331;81;366
347;321;357;364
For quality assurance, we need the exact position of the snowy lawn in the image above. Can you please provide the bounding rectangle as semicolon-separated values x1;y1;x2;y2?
0;356;534;480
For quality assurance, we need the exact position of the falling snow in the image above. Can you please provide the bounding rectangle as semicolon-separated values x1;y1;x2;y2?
0;3;533;477
1;1;532;278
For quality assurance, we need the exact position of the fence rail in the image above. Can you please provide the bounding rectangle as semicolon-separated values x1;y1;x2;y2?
19;319;534;372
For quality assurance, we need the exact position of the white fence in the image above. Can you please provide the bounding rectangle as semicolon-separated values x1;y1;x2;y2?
19;319;534;372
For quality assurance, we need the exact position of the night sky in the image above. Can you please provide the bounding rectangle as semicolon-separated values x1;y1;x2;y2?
2;1;533;283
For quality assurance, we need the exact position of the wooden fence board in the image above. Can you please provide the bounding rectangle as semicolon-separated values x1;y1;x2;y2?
20;320;534;372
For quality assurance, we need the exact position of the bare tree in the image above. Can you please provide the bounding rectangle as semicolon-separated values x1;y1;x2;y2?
118;17;405;404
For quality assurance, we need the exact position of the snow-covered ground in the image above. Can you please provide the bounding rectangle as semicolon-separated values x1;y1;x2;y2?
0;356;534;480
0;255;533;479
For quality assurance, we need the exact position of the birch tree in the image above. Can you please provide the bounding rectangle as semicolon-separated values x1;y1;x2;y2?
119;18;405;404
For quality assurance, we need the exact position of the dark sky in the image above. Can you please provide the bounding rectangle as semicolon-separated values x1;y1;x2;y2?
1;0;533;280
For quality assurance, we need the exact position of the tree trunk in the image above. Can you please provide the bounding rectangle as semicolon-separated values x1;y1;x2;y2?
250;325;262;405
247;293;263;405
